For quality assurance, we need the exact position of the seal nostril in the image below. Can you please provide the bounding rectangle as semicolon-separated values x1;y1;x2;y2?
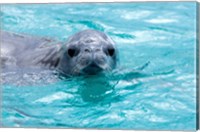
107;48;115;56
95;49;101;52
68;48;77;57
84;48;90;53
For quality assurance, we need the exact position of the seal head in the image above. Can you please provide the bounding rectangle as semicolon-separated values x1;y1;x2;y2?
58;30;117;76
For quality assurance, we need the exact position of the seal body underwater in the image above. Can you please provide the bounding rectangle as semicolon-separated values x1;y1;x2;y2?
1;30;118;76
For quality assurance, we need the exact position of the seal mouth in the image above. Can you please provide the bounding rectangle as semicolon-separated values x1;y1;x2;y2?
82;63;103;75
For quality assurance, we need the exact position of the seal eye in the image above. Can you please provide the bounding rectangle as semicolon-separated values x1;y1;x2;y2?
107;48;115;56
68;48;77;57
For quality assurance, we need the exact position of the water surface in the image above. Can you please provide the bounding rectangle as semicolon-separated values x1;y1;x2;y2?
1;2;197;130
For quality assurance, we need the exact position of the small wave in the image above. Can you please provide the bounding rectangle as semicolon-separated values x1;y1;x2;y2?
146;18;178;24
33;92;73;104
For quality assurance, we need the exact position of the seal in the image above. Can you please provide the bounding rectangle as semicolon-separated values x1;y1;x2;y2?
1;30;118;76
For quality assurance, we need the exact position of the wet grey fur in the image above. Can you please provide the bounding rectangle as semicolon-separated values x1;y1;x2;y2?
1;30;117;76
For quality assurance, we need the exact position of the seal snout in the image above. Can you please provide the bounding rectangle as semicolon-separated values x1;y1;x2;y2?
75;43;115;75
81;52;106;75
82;61;103;75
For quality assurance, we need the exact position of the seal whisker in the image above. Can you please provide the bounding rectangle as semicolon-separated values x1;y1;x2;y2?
71;64;81;75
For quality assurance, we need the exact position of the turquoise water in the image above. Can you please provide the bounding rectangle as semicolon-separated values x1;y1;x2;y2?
1;2;197;130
